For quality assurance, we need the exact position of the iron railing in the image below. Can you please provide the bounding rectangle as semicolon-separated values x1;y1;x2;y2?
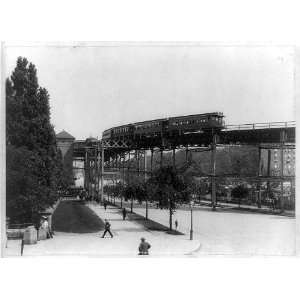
224;121;296;131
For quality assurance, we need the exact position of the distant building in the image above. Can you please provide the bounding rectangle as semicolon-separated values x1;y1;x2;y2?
56;130;75;159
261;148;295;177
271;148;295;176
56;130;75;186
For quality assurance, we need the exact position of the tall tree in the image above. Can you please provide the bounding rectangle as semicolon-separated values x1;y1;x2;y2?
6;57;63;223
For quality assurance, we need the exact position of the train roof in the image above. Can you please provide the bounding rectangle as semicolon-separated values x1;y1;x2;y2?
102;112;224;132
133;118;167;126
169;112;224;119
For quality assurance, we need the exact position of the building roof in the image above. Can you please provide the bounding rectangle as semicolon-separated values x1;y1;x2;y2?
56;130;75;140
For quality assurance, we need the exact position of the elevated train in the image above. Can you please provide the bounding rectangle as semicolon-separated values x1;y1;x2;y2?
102;112;225;142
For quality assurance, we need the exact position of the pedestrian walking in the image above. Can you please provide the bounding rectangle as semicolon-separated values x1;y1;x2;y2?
138;237;151;255
20;238;24;256
122;208;127;220
41;216;53;239
101;219;113;238
175;219;178;231
104;201;107;210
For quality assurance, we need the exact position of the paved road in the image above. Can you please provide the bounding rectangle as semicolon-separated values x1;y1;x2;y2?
112;197;295;255
52;199;105;233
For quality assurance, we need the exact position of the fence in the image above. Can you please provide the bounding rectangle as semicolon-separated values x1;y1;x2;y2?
224;121;296;131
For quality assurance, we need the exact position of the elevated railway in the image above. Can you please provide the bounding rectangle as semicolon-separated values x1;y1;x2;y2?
72;115;295;213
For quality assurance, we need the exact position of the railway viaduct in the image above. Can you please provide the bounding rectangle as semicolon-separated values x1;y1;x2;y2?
71;120;295;213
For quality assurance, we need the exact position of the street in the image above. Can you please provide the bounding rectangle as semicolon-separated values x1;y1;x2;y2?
113;198;295;255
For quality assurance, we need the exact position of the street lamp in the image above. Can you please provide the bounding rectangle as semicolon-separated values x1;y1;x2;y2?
190;199;194;240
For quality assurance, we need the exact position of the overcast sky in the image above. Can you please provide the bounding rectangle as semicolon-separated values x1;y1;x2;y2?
4;43;295;140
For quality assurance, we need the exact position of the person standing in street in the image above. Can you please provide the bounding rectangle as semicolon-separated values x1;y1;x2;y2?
42;216;53;239
101;219;113;238
138;237;151;255
104;201;107;210
122;208;127;220
175;219;178;231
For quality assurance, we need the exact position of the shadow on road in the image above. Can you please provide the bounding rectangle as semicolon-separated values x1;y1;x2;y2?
52;200;105;233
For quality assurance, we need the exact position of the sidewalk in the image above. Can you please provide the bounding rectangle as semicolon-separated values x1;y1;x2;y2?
4;201;200;257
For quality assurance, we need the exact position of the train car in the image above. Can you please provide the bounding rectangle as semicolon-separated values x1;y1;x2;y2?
111;124;134;140
102;112;225;141
102;129;112;140
133;118;167;139
167;112;224;136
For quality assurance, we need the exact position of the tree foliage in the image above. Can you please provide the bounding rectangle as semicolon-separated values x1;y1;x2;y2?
231;185;249;200
147;166;189;208
6;57;64;223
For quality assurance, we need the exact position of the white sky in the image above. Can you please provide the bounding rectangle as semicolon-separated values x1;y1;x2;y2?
4;44;295;140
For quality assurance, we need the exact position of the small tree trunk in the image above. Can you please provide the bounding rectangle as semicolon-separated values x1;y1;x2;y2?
146;197;148;220
131;198;133;213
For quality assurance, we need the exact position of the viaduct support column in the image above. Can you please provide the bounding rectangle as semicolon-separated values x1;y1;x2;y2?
127;151;131;185
137;150;140;177
144;150;147;182
97;144;100;201
100;146;104;204
257;146;262;208
144;150;148;220
280;130;287;213
211;133;217;211
185;147;189;164
84;150;88;191
267;149;271;201
150;149;154;175
172;148;176;169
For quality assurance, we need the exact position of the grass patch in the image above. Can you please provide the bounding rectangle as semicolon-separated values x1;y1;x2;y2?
53;200;105;233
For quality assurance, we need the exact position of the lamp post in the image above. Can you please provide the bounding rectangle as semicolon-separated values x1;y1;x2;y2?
190;200;194;240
